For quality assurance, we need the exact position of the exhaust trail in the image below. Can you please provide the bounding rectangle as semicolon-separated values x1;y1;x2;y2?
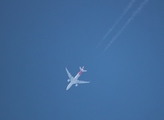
103;0;136;40
96;0;135;49
104;0;149;51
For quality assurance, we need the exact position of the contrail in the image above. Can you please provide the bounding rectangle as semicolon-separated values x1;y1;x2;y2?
104;0;149;51
96;0;136;49
103;0;135;40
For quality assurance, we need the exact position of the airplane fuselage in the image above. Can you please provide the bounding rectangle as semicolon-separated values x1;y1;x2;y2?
66;71;81;90
66;66;89;90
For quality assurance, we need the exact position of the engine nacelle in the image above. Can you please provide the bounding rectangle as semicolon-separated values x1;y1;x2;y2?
67;79;70;82
75;84;78;87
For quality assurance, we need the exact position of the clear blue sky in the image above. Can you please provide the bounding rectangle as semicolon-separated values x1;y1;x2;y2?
1;0;164;120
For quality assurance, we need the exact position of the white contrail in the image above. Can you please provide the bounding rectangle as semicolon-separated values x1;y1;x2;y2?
103;0;135;40
96;0;135;50
104;0;149;51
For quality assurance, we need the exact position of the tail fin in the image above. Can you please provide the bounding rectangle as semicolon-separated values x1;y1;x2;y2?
79;66;87;72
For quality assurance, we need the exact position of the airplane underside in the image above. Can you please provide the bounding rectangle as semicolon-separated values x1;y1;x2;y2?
65;67;90;90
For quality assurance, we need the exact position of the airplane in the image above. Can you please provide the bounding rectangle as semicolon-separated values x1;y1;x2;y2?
65;66;90;90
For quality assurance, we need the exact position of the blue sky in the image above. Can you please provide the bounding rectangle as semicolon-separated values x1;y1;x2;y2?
1;0;164;120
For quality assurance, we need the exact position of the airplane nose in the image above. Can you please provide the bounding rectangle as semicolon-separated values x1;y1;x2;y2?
66;87;69;90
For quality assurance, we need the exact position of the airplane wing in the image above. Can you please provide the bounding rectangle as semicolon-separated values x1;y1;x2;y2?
78;80;90;84
65;68;73;79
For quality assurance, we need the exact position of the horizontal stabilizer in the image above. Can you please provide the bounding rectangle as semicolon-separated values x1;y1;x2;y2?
79;66;87;72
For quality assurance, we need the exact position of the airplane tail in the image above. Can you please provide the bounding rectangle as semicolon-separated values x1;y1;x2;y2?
79;66;87;72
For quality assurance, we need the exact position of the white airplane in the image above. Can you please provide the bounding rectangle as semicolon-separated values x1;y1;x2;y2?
65;66;90;90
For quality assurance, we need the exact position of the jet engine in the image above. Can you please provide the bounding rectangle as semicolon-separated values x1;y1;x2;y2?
75;84;78;87
67;79;70;82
